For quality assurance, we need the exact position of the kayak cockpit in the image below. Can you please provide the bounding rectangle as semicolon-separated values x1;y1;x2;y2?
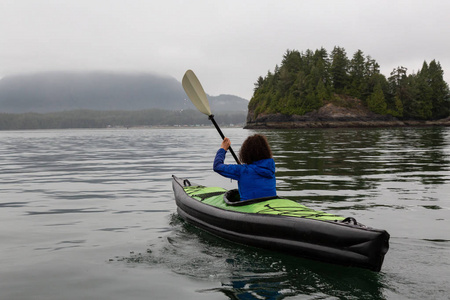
223;189;280;206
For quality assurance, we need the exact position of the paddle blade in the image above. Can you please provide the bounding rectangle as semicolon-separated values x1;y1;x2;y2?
182;70;212;116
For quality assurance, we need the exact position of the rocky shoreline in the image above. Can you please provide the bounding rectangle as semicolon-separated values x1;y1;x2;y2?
245;103;450;129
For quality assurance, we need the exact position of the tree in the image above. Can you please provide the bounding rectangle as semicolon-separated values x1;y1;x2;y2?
415;62;433;119
428;60;450;119
367;82;387;114
279;50;301;97
254;76;264;92
315;80;327;107
388;66;408;94
348;50;366;98
330;46;349;93
364;55;380;77
281;49;302;73
401;74;420;119
394;95;404;117
387;66;408;116
359;55;383;101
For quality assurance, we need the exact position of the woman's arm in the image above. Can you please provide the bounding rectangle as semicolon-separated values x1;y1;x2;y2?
213;138;241;180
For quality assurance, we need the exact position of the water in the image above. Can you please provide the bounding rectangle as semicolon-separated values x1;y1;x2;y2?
0;127;449;300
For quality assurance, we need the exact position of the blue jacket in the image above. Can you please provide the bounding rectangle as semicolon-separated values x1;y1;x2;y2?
213;148;277;201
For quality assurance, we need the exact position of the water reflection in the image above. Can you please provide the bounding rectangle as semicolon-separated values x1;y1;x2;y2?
256;127;450;208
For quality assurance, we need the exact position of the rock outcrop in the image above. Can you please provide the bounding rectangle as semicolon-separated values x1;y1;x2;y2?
245;100;450;129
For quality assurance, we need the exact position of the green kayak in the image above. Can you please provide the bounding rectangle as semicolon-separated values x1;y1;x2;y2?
172;175;390;272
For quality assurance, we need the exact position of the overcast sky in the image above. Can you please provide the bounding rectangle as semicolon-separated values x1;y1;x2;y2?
1;0;449;100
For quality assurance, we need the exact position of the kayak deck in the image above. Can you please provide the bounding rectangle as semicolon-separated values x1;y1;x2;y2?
184;184;346;222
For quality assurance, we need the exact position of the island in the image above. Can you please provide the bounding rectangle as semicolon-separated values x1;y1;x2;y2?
245;47;450;129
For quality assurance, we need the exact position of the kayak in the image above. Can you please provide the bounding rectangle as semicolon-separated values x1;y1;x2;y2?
172;175;390;271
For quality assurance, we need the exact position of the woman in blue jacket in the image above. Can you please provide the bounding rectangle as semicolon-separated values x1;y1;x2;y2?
213;134;276;201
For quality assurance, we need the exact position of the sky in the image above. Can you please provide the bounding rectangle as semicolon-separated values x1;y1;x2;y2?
1;0;450;100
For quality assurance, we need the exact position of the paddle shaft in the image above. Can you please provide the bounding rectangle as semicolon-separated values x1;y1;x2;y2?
209;115;241;164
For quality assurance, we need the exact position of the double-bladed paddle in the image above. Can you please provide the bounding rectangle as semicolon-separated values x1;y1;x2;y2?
182;69;241;164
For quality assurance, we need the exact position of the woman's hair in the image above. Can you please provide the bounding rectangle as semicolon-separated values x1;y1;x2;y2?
239;134;273;164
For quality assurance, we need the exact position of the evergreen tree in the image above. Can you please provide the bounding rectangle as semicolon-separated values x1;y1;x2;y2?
361;56;383;101
401;74;420;119
364;55;380;77
330;46;349;93
415;62;433;119
428;60;450;119
254;76;264;92
348;50;366;98
394;95;404;117
316;80;327;107
367;82;387;114
279;50;302;97
387;66;408;116
287;71;307;114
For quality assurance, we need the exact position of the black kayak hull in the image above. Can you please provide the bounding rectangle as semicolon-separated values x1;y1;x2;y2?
172;175;389;272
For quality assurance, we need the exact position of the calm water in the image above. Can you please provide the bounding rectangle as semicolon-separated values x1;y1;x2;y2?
0;127;449;300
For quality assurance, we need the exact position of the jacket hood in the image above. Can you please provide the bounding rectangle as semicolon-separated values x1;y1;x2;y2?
250;158;275;178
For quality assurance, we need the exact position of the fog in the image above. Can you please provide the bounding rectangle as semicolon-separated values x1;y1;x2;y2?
1;0;449;99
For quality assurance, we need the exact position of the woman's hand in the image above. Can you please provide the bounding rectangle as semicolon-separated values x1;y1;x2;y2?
221;137;231;150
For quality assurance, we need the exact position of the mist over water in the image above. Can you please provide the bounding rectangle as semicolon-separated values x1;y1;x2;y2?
1;127;449;299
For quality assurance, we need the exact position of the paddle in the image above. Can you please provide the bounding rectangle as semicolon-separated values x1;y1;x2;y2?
182;69;241;164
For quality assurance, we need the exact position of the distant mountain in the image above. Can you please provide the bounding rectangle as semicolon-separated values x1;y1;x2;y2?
0;72;248;113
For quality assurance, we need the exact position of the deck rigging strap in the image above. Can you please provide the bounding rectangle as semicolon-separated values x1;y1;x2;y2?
183;186;224;201
191;191;225;201
260;204;338;219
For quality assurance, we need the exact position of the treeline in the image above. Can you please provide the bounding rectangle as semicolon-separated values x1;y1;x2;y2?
249;47;450;120
0;109;246;130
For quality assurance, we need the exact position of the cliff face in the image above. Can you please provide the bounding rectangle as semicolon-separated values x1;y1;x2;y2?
245;99;450;129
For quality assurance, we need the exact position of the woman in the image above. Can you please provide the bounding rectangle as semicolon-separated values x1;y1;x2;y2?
213;134;276;201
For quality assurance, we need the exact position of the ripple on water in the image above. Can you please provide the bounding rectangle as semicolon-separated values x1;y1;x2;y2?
115;214;387;299
26;208;106;215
